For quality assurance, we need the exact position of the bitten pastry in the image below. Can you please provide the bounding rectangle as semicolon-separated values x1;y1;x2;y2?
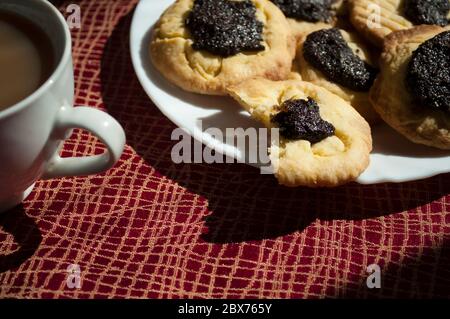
349;0;450;47
227;78;372;187
297;28;380;123
270;0;344;43
150;0;295;95
370;25;450;149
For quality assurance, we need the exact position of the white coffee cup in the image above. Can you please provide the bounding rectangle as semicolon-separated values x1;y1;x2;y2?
0;0;126;212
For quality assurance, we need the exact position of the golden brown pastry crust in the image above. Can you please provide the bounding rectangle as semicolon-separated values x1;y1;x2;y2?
286;0;345;44
150;0;296;96
227;79;372;187
349;0;413;47
288;19;335;45
296;28;380;124
370;25;450;150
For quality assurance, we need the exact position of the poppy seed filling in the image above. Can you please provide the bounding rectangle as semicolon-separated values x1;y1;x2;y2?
271;98;335;143
185;0;265;57
270;0;334;22
406;31;450;113
303;28;379;92
403;0;450;26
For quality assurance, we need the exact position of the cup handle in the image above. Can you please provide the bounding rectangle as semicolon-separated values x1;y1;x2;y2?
43;105;126;179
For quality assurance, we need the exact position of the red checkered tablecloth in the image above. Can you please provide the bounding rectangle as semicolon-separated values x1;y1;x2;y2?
0;0;449;299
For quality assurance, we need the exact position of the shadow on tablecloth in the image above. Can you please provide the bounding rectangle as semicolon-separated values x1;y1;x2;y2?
343;244;450;298
100;9;450;243
0;206;42;273
100;9;450;298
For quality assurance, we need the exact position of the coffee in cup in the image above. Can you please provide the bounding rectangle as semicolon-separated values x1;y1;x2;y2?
0;10;54;110
0;0;126;212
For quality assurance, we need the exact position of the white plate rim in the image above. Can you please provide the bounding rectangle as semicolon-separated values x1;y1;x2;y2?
129;0;450;185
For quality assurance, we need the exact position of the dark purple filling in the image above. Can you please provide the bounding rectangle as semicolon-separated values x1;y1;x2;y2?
404;0;450;26
270;0;334;22
406;30;450;113
271;98;335;143
185;0;265;57
303;28;379;92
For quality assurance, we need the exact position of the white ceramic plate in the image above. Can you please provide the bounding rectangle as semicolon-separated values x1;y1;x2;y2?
130;0;450;184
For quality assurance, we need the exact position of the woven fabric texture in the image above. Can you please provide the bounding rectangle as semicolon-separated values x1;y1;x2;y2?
0;0;449;298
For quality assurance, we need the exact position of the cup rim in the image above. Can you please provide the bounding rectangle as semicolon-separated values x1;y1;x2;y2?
0;0;72;120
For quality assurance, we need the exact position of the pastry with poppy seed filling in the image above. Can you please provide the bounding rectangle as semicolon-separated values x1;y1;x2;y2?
370;25;450;149
270;0;345;43
296;28;380;123
150;0;295;95
349;0;450;47
227;78;372;187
